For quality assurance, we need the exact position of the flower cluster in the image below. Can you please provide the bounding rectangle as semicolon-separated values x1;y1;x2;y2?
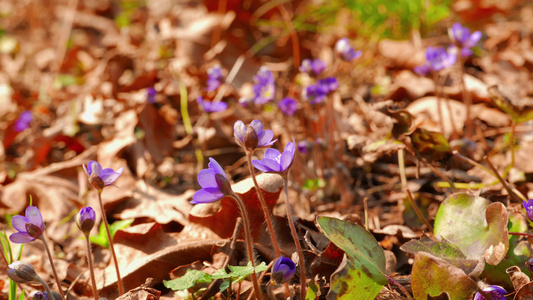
206;65;224;92
449;23;481;57
253;67;276;105
14;111;32;132
414;46;457;76
302;77;339;104
196;96;228;113
299;58;326;76
335;38;362;61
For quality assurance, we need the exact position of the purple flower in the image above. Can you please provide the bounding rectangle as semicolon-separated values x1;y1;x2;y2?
278;97;298;116
252;140;295;174
196;96;228;113
523;199;533;221
303;84;328;104
271;257;296;284
414;46;457;75
76;207;96;235
526;257;533;274
192;158;232;204
234;120;276;151
335;38;362;61
206;65;224;92
299;58;326;76
473;285;507;300
14;111;32;132
32;292;51;300
83;161;124;190
147;87;157;104
318;77;339;93
450;23;481;50
10;206;43;243
253;67;275;105
297;140;311;153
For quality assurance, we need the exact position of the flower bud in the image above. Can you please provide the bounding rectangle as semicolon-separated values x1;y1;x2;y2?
76;207;96;235
25;223;43;238
7;261;39;283
271;257;296;284
244;126;258;151
89;174;105;191
214;173;233;196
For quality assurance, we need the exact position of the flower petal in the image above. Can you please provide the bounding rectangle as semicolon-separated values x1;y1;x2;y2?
264;148;281;160
87;161;102;177
256;158;281;172
101;167;123;186
9;232;36;244
250;120;263;135
191;189;224;204
252;160;269;173
208;158;227;178
257;130;275;147
198;169;217;189
25;206;43;230
233;121;246;143
11;216;29;233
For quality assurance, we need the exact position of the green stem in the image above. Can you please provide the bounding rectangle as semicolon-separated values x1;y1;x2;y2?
97;192;124;295
282;175;306;300
84;235;99;300
39;235;66;300
229;192;263;300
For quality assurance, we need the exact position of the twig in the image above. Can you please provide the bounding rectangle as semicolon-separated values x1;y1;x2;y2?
483;156;523;203
406;189;433;232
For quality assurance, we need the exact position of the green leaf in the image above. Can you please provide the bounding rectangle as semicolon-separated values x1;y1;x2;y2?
317;216;388;299
306;279;319;300
434;193;509;265
163;269;211;290
89;219;134;248
412;252;478;300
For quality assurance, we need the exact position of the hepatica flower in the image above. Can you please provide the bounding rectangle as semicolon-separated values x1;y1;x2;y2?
206;65;224;92
10;206;43;243
196;96;228;113
76;207;96;235
83;161;124;191
473;285;507;300
252;140;295;174
299;58;326;76
335;38;362;61
234;119;276;151
523;199;533;221
14;110;32;132
450;23;481;57
147;87;157;104
253;67;275;105
192;158;232;204
414;46;457;75
271;257;296;284
303;77;338;105
278;97;298;116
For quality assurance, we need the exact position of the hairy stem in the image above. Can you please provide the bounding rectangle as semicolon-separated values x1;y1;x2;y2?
36;276;55;300
39;235;66;300
282;175;306;300
97;192;124;295
84;235;99;300
230;192;263;300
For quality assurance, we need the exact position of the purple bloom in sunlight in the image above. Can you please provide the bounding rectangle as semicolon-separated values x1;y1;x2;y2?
147;87;157;104
252;139;295;174
335;38;362;61
303;84;328;104
271;257;296;284
414;46;456;75
299;58;326;76
318;77;339;93
523;199;533;221
414;64;431;76
278;97;298;116
192;158;232;204
234;120;276;151
14;111;32;132
473;285;507;300
450;23;481;52
76;207;96;235
10;206;43;243
253;67;275;105
83;161;124;190
297;140;311;153
196;96;228;113
206;65;224;92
